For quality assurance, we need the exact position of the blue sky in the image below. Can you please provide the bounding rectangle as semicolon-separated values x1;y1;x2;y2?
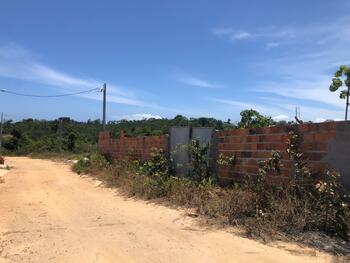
0;1;350;122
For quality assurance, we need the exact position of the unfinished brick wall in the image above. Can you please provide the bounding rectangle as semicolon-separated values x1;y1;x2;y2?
99;121;350;188
99;131;168;162
216;122;338;184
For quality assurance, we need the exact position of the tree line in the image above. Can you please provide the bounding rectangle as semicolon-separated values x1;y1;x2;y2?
1;109;289;154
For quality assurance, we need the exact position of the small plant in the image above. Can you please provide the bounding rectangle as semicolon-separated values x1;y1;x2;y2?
286;127;311;185
132;148;173;198
141;148;171;178
285;128;350;239
254;151;282;217
199;176;216;188
72;157;90;174
72;152;109;174
314;171;350;240
257;151;282;179
257;150;282;190
217;153;235;166
188;139;213;183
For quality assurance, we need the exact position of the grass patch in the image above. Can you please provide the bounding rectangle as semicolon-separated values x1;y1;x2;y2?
28;152;81;162
72;151;350;255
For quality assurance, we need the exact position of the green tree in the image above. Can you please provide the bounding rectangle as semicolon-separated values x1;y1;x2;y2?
238;109;275;128
66;132;77;151
329;65;350;120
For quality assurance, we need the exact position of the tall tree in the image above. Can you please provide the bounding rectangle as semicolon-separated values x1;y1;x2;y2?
329;65;350;120
238;109;275;128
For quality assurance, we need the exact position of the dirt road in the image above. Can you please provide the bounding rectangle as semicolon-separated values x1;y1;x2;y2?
0;157;333;262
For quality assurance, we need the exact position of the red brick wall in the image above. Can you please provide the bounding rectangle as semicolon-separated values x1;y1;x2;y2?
216;122;337;184
99;131;168;162
99;121;342;184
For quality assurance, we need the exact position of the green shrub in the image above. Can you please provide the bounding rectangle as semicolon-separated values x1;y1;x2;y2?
187;139;213;183
72;152;109;174
217;153;235;166
126;148;173;199
255;150;282;217
139;148;172;179
313;171;350;240
72;157;90;174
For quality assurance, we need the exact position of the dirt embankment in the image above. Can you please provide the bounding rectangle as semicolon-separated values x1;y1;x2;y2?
0;157;337;262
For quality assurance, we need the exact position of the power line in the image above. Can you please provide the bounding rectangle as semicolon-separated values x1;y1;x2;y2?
0;87;101;98
0;83;107;131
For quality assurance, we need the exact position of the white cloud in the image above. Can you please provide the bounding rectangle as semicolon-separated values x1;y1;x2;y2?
175;73;220;89
0;44;151;107
209;98;284;116
257;77;344;109
122;113;162;121
209;95;344;122
212;26;295;42
314;117;344;123
242;16;350;121
232;32;252;40
213;16;350;48
210;98;253;108
314;117;326;123
274;103;343;122
273;114;289;121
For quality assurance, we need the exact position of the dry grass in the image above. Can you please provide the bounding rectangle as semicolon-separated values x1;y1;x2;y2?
72;154;350;257
28;152;79;161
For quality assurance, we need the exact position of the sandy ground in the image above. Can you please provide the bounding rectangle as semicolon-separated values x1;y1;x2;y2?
0;168;7;183
0;157;335;263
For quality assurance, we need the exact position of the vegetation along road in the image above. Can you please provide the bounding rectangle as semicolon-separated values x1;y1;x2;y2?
0;157;333;262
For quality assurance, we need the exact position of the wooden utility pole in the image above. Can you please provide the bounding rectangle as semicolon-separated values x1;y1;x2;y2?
345;86;350;121
102;83;107;131
0;112;3;155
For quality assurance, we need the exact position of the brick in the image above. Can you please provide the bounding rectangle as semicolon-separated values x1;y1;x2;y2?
309;161;326;171
227;136;242;143
248;127;263;135
303;134;315;143
257;143;286;151
216;130;226;137
325;121;337;130
240;151;253;158
99;122;342;186
317;122;335;132
244;166;259;174
267;176;290;185
234;129;250;136
305;151;326;161
269;125;288;134
301;142;328;151
259;134;287;143
314;132;336;142
245;136;259;143
281;160;292;169
240;159;259;166
298;123;311;132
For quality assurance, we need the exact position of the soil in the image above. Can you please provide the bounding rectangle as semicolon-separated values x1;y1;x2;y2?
0;157;335;262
